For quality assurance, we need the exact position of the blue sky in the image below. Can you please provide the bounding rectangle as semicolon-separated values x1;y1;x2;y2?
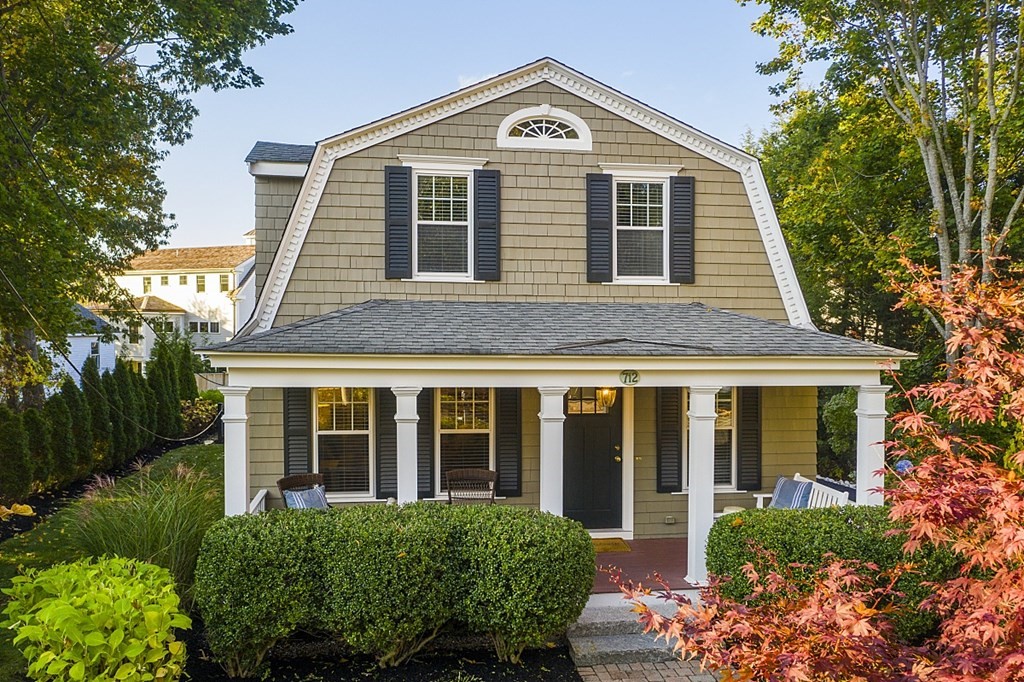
159;1;791;247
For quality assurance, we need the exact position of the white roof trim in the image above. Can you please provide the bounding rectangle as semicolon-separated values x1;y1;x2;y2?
241;58;812;335
248;161;308;178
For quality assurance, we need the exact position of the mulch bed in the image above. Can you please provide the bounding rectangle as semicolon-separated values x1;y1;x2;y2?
182;625;582;682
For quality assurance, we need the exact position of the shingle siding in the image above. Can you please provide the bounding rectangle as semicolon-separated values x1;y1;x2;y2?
254;176;304;298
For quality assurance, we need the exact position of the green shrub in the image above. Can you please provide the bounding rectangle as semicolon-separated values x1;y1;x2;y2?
61;376;93;475
194;509;323;678
0;404;32;503
43;393;76;486
80;356;111;468
71;461;221;608
319;503;461;667
181;397;220;438
706;506;961;643
22;407;52;487
199;388;224;404
457;505;594;663
1;556;191;681
101;370;127;467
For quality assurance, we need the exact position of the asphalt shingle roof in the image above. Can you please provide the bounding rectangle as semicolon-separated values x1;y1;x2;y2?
204;300;912;359
244;141;316;164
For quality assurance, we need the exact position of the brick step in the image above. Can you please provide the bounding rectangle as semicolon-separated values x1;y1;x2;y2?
569;632;677;667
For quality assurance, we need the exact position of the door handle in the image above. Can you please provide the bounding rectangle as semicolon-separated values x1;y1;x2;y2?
614;455;622;463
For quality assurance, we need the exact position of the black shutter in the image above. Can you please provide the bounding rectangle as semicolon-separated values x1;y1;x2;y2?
417;390;434;499
586;173;613;283
474;169;501;281
284;388;313;476
494;388;522;497
375;388;397;498
669;176;695;284
656;387;683;493
736;387;762;491
384;165;413;279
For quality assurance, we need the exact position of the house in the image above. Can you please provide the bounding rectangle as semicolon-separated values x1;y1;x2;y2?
47;304;117;389
203;58;912;583
105;245;255;367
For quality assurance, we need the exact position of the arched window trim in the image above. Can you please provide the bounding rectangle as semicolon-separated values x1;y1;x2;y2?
496;105;593;151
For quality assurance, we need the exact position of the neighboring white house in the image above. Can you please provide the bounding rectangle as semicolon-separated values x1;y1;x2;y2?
97;244;255;367
47;304;117;390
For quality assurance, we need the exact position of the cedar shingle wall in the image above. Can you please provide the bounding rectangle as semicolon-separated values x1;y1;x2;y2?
254;176;303;299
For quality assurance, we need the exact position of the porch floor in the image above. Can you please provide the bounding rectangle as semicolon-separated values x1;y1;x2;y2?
591;537;692;594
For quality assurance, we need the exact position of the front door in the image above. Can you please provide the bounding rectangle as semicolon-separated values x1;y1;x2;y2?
563;387;623;529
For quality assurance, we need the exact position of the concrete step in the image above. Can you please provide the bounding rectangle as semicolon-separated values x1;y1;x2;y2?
568;606;646;637
569;632;677;667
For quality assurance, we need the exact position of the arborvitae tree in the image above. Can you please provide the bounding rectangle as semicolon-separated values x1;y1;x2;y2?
101;370;127;466
44;393;75;486
60;376;93;476
115;362;141;455
139;372;159;447
148;358;180;440
80;356;111;468
22;407;52;488
0;404;32;502
177;341;199;402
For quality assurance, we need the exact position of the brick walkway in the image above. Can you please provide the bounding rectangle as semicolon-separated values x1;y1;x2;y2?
577;661;719;681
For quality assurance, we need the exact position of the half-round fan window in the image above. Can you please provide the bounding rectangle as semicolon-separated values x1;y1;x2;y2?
497;105;592;151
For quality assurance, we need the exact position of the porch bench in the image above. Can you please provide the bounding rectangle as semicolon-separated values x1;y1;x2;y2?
753;473;850;510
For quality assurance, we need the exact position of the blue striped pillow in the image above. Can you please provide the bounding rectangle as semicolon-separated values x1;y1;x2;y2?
768;476;812;509
283;484;329;509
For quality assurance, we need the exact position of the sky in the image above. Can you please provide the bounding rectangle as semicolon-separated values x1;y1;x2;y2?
158;1;792;247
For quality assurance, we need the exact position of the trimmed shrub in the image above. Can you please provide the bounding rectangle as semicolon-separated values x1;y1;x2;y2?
71;461;222;608
199;388;224;404
194;510;323;677
80;355;111;467
706;505;961;643
21;407;52;487
456;505;595;663
0;404;32;503
43;393;76;486
101;370;127;467
60;376;93;475
1;556;191;681
319;503;461;667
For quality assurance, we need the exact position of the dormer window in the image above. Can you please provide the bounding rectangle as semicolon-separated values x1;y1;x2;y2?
497;105;592;151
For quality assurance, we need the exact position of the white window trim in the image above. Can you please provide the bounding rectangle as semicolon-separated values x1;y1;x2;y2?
312;387;376;499
611;175;670;283
496;105;592;151
599;163;684;178
434;387;495;495
400;156;487;281
679;387;738;492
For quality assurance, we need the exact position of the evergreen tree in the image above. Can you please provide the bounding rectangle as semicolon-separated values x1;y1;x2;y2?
177;340;199;402
0;404;32;502
80;356;111;467
60;376;93;476
115;361;142;455
43;393;75;487
102;370;126;466
140;372;159;446
22;406;52;488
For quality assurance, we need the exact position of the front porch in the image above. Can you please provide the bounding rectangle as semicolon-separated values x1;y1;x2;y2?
591;537;691;594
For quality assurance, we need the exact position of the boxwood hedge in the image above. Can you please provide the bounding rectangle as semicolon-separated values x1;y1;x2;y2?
706;505;960;643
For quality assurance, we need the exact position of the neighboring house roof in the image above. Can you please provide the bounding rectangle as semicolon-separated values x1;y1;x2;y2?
242;57;812;336
244;141;316;164
134;295;187;314
129;245;255;272
73;304;110;335
207;300;911;359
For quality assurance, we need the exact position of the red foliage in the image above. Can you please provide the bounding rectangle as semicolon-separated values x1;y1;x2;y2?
612;261;1024;681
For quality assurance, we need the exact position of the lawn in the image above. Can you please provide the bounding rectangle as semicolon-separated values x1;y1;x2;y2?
0;444;224;681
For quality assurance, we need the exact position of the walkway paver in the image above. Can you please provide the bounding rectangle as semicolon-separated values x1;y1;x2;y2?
577;660;719;681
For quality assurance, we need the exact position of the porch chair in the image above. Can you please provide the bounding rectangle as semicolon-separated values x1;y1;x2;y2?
445;468;496;505
277;473;329;509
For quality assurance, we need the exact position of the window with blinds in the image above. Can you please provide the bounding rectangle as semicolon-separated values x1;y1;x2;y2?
683;387;737;489
437;387;491;491
415;174;470;277
316;387;372;495
614;181;667;279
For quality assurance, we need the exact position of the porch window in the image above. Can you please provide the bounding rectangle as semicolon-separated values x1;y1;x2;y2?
614;180;667;280
683;387;737;488
415;174;471;278
315;387;372;495
436;387;492;491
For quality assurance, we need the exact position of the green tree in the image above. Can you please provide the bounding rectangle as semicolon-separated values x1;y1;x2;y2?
60;376;92;476
102;370;127;466
22;407;52;487
80;355;111;467
0;404;32;502
115;361;142;456
43;393;75;486
132;368;158;449
0;0;299;405
176;341;199;402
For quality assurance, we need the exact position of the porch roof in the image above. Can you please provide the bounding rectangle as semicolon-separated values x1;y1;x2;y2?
205;300;912;359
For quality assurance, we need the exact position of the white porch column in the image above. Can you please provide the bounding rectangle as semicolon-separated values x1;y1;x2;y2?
392;386;422;504
538;386;569;516
856;385;890;506
686;386;721;585
221;386;251;517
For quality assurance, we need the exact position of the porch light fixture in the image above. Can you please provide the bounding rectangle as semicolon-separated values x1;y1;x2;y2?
596;387;617;410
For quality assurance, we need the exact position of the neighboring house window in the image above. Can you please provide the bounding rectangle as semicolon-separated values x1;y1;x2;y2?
196;275;205;293
142;276;152;294
496;104;593;151
188;321;198;333
315;387;372;495
436;387;492;492
415;174;471;278
89;341;99;357
614;180;667;280
682;387;736;489
220;274;230;292
128;323;141;344
209;321;220;333
179;275;188;286
152;319;175;334
160;275;168;286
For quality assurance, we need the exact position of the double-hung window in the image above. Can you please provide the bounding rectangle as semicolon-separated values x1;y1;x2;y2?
614;180;668;280
415;174;471;278
683;387;737;489
220;274;230;292
142;276;152;294
196;275;206;293
316;388;372;495
437;388;492;491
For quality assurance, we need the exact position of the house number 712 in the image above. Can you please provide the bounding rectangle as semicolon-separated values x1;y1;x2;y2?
619;370;639;385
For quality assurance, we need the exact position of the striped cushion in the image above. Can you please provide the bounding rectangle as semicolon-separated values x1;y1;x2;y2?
768;476;812;509
283;484;329;510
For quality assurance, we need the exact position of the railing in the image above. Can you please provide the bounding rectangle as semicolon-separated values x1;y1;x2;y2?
248;488;269;514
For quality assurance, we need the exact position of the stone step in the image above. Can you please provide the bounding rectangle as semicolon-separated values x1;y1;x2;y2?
568;606;646;637
569;632;677;667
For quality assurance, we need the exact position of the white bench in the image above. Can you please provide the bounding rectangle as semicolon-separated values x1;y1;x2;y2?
753;473;850;509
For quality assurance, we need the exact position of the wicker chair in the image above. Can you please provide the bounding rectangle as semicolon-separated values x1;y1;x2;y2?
445;468;496;505
277;473;325;508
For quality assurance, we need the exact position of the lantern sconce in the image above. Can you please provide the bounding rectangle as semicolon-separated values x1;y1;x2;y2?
596;387;617;410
